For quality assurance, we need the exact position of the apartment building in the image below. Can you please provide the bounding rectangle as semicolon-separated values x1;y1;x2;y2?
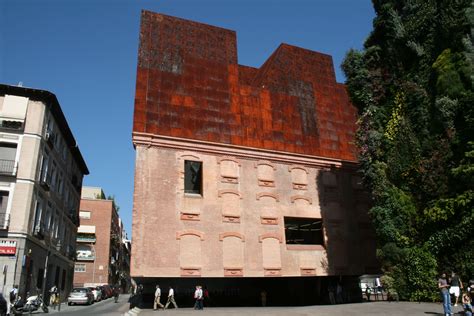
73;187;130;290
131;11;378;306
0;84;89;299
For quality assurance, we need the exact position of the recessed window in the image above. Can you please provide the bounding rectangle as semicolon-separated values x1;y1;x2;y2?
0;143;17;175
74;263;86;272
184;160;202;195
284;217;324;245
79;211;91;219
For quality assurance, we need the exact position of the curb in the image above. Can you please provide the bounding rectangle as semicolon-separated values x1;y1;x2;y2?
124;307;142;316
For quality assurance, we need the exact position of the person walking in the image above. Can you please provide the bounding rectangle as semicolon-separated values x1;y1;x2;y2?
439;273;452;316
49;284;59;310
154;285;164;310
114;285;120;303
450;272;463;306
462;292;473;316
164;286;178;309
194;285;203;310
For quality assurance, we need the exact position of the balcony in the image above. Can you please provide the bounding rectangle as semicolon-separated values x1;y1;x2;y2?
0;213;9;230
0;119;23;132
77;233;96;243
0;160;16;176
76;252;95;261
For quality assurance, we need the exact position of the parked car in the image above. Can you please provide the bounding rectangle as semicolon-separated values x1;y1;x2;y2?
103;285;113;298
88;287;100;302
67;288;94;305
99;285;112;299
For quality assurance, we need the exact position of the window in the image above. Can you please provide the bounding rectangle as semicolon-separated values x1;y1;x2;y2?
0;143;17;175
79;211;91;219
284;217;324;245
37;268;44;289
184;160;202;194
61;269;67;289
0;191;9;215
74;263;86;272
40;151;50;184
32;195;44;233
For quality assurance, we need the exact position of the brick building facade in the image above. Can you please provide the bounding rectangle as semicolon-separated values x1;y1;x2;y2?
73;187;129;290
131;11;378;306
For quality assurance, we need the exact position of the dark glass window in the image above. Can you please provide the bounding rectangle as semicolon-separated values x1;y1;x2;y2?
184;161;202;194
37;268;44;289
284;217;324;245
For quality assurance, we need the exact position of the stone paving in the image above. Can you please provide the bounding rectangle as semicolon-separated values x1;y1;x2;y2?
136;301;466;316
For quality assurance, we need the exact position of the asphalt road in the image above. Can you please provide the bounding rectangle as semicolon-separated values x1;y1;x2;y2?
46;294;130;315
25;295;466;316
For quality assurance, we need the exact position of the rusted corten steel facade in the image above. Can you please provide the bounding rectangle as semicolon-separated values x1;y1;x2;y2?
132;11;377;306
134;11;357;161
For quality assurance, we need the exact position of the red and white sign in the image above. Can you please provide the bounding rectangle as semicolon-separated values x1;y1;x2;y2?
0;240;16;255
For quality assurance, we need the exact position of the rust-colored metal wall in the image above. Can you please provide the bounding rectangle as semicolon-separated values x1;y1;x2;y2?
134;10;358;161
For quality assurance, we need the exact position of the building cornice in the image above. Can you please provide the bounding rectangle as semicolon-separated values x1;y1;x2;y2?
132;132;359;170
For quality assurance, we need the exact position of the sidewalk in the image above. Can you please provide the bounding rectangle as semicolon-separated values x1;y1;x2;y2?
135;301;465;316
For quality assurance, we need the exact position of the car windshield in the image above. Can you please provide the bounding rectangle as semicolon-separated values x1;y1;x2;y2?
72;288;87;293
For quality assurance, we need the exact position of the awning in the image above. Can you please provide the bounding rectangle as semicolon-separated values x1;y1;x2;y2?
78;225;96;234
1;95;28;120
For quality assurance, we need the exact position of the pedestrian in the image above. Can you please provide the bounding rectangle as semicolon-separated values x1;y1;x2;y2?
164;286;178;309
137;284;144;309
463;292;473;316
0;293;7;316
336;282;343;304
260;290;267;307
365;284;371;302
9;285;18;305
49;284;59;310
439;273;452;316
449;272;463;306
154;285;164;310
194;285;203;310
203;286;210;307
114;285;120;303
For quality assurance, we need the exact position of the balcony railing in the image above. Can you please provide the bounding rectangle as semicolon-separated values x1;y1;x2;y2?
0;213;9;230
76;252;95;261
0;119;24;132
77;235;96;243
0;160;16;176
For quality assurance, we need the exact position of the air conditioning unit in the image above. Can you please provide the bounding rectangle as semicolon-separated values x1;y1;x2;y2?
45;132;55;147
34;226;45;239
40;179;50;191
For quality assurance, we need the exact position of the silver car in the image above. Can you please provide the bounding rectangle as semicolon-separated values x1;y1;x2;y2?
68;287;94;305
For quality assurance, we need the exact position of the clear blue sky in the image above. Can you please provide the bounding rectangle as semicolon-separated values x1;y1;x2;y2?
0;0;375;238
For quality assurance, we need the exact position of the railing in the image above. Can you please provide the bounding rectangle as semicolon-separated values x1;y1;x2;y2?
76;253;95;261
77;236;96;243
0;213;9;230
0;159;16;176
0;119;23;132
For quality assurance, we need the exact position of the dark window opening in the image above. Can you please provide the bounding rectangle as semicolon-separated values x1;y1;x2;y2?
184;160;202;195
37;268;44;289
61;269;66;290
284;217;324;245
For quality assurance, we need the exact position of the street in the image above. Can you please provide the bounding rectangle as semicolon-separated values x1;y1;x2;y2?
45;294;131;316
39;297;465;316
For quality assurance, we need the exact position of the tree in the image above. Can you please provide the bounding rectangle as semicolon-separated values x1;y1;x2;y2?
342;0;474;301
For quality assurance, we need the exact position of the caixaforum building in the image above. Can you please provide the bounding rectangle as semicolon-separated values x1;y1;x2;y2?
131;11;377;306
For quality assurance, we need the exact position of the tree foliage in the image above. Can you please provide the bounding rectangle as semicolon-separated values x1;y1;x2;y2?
342;0;474;301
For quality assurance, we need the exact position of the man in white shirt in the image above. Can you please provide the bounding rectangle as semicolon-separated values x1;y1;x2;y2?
194;285;203;310
164;286;178;309
154;285;164;310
